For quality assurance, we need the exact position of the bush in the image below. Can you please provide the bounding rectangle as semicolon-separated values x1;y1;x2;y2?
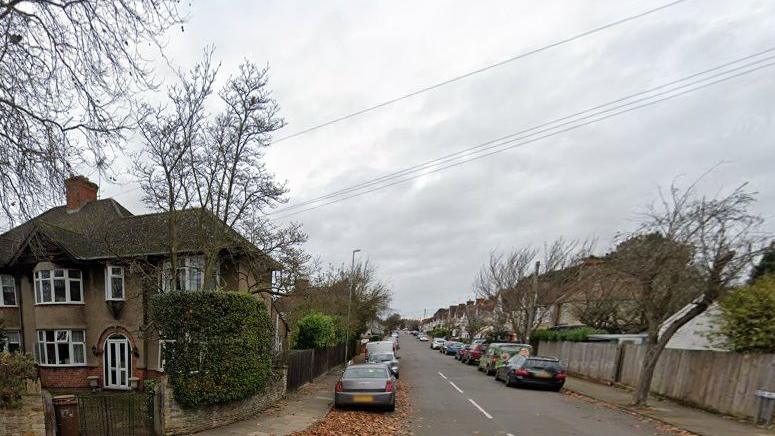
430;326;449;339
0;351;37;408
531;327;606;342
293;312;337;349
150;291;274;408
716;275;775;352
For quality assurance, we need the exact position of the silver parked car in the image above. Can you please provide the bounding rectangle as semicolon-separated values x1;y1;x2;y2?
334;364;396;411
367;351;400;378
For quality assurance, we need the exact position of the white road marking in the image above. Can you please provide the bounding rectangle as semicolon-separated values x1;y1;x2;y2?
449;381;464;393
438;371;447;379
506;433;515;436
468;398;493;419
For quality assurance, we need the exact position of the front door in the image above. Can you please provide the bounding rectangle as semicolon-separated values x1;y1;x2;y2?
104;336;131;389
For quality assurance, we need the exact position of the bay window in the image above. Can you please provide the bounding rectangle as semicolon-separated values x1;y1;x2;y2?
36;330;86;366
0;274;16;306
34;269;83;304
105;265;125;300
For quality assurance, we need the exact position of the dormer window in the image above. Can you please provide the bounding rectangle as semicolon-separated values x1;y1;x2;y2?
105;265;125;301
34;269;83;304
0;274;16;306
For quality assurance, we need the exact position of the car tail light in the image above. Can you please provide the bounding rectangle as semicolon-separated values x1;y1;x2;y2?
335;381;343;393
556;371;567;380
514;368;529;377
385;380;394;393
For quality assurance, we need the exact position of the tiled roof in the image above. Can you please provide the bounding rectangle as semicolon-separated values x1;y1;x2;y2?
0;199;264;267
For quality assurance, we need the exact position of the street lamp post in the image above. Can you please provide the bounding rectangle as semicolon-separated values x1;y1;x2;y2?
344;249;361;366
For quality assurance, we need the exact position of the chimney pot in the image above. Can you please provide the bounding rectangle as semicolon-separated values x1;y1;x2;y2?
65;176;98;211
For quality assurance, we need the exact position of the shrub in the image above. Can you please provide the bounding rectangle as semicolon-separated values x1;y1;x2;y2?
716;275;775;352
150;291;274;408
430;326;449;339
0;351;37;408
531;327;606;342
292;312;336;349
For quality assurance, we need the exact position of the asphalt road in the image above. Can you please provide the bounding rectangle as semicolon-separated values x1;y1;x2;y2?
399;335;671;436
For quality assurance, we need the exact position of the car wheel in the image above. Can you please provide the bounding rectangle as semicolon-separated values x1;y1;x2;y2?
386;402;395;412
505;376;514;388
493;371;500;382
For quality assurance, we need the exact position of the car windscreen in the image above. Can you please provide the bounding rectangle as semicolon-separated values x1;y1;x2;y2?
524;359;562;370
344;367;388;379
368;353;394;362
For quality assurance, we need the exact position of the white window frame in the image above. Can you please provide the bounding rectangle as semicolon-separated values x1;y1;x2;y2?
2;330;21;353
36;329;86;366
34;269;83;304
157;339;175;372
162;256;220;292
0;274;16;306
105;265;125;301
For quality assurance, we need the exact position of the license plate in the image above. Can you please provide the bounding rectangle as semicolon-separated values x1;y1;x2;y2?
353;395;373;403
535;370;551;379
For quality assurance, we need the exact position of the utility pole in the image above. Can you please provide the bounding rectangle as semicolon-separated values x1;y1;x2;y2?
526;260;540;343
344;249;361;366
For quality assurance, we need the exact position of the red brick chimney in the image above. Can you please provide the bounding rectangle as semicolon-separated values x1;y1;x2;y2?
65;176;98;211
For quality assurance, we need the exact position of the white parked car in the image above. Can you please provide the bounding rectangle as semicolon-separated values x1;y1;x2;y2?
431;338;446;350
418;335;429;342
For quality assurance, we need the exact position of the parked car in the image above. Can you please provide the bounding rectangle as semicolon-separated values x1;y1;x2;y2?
465;343;488;365
334;364;396;411
418;335;429;342
366;341;395;360
387;336;400;350
444;341;464;356
457;344;472;361
431;338;446;350
495;355;566;391
367;351;400;378
391;331;399;337
479;343;532;375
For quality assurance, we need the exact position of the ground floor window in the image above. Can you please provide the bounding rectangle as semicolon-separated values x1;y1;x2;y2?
2;330;21;353
36;330;86;365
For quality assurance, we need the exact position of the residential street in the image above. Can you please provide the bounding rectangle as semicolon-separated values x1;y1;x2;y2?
400;337;673;436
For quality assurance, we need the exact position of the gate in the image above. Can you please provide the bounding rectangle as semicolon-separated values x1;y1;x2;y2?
77;392;154;436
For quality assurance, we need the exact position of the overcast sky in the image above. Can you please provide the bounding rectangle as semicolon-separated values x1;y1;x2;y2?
99;0;775;318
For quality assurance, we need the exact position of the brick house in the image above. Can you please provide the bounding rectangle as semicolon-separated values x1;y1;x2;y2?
0;176;287;391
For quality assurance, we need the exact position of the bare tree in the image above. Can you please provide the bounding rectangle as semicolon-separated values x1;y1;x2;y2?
475;239;594;342
133;50;306;293
0;0;182;225
571;261;646;333
621;181;767;406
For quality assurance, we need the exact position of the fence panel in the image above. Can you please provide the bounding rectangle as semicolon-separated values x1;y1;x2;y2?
541;341;775;420
287;342;356;391
77;392;153;436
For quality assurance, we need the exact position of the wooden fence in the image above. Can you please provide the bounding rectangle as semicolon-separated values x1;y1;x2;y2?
286;343;354;391
538;341;775;420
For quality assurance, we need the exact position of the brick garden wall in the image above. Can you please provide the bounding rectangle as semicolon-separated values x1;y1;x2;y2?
160;368;288;435
0;379;47;436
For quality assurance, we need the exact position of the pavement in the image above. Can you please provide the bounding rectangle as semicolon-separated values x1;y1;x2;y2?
194;369;340;436
564;376;774;436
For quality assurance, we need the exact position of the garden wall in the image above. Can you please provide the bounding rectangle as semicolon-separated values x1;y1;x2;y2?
159;368;287;435
0;379;47;436
538;341;775;420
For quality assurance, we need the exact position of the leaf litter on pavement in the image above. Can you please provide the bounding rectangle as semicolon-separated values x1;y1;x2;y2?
294;381;413;436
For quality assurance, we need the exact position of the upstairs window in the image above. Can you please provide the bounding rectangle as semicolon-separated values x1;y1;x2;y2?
36;330;86;366
0;274;16;306
34;269;83;304
2;331;21;353
162;256;219;291
105;265;125;301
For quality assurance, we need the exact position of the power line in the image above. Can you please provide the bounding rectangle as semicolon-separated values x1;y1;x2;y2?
268;56;775;221
272;0;690;144
267;48;775;217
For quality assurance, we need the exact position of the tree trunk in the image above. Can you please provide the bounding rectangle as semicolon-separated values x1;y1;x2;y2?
632;338;661;406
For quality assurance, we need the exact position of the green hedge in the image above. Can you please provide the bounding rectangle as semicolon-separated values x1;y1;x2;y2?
292;312;337;349
717;275;775;352
531;327;606;342
0;351;37;408
150;291;274;408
